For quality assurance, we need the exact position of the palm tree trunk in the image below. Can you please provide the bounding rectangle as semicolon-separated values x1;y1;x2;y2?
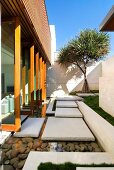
82;74;90;93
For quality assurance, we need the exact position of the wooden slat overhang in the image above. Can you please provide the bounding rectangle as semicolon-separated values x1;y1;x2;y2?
100;5;114;31
0;0;51;63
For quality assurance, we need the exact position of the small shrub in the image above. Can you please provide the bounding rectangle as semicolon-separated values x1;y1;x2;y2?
38;162;114;170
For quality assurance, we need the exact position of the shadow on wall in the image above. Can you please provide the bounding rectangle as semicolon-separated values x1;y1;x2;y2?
46;61;101;97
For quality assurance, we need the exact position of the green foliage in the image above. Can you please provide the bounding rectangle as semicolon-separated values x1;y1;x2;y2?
83;96;114;126
58;29;110;68
38;162;114;170
38;162;75;170
58;29;110;92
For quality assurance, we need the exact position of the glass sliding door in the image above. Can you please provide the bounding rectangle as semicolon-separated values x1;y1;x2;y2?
21;47;30;107
1;21;15;124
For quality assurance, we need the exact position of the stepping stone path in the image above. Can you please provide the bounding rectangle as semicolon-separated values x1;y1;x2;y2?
42;117;95;141
56;101;78;108
55;108;83;117
1;137;102;170
1;96;109;170
14;118;45;137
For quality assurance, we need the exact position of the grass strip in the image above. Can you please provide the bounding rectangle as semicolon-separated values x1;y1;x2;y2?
83;96;114;126
38;162;114;170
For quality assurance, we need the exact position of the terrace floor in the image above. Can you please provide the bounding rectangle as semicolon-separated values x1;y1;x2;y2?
1;95;114;170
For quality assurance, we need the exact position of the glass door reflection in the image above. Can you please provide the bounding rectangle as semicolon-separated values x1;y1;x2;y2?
1;21;15;124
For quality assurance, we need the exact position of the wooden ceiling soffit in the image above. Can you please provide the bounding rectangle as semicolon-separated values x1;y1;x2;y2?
0;0;50;63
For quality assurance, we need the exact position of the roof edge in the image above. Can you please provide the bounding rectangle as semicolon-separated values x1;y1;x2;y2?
100;5;114;31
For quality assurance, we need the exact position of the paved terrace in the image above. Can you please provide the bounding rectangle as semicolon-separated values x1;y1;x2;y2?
1;95;114;170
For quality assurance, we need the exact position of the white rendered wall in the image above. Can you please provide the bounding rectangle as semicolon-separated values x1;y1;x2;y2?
102;56;114;77
99;57;114;117
74;63;102;92
0;4;1;118
50;25;56;65
47;62;102;97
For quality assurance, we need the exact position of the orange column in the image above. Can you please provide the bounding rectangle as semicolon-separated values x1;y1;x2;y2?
14;17;21;131
41;104;46;117
42;60;45;100
30;45;34;113
28;69;31;104
36;52;39;102
44;61;46;100
22;66;26;106
39;56;43;100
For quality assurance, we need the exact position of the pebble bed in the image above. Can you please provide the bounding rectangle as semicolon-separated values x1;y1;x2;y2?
1;137;103;170
56;142;102;152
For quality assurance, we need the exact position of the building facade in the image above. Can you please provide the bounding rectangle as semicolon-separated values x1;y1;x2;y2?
0;0;51;131
100;6;114;117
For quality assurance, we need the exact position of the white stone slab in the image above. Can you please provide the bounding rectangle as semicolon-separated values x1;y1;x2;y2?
55;108;83;118
0;131;11;145
77;93;95;97
21;115;28;122
78;101;114;157
56;101;78;108
14;118;45;137
56;96;83;101
77;168;114;170
46;98;55;115
23;152;114;170
42;118;95;141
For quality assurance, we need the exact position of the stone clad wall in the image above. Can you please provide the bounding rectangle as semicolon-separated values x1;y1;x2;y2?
99;57;114;117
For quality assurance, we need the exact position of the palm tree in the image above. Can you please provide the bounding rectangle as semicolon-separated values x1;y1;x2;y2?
57;29;110;93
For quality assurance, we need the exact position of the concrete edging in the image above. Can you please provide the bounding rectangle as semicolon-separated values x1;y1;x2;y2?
22;151;114;170
46;98;55;115
77;101;114;157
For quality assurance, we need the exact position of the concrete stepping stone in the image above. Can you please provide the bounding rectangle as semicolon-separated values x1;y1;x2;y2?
42;118;95;141
14;118;45;137
77;93;95;97
0;131;11;145
56;101;78;108
46;98;55;115
56;96;83;101
21;115;28;122
77;168;114;170
55;108;83;118
23;151;114;170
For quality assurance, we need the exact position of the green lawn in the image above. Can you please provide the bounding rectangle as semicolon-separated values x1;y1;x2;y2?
83;96;114;126
38;162;114;170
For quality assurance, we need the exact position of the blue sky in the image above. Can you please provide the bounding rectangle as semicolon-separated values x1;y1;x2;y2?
45;0;114;57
